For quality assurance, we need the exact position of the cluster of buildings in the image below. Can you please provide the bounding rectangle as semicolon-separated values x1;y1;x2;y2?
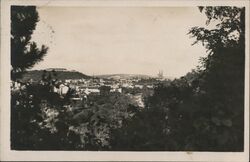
59;77;153;96
53;75;160;107
11;69;167;108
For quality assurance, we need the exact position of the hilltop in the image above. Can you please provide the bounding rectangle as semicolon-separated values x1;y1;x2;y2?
20;69;91;82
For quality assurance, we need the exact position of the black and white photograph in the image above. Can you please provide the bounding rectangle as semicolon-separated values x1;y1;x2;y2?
0;0;249;161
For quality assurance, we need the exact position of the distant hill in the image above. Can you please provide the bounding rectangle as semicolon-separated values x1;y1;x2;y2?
20;70;91;82
96;74;153;80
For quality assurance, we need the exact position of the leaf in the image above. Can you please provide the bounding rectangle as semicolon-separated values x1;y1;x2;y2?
198;7;204;13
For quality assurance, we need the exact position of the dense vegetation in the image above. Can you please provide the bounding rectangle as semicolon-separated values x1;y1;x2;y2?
11;6;245;151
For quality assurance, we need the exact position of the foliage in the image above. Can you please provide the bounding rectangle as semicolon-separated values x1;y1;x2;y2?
110;76;195;150
190;7;244;50
11;6;48;80
70;92;138;150
11;71;81;150
184;6;245;151
10;7;81;150
169;6;244;151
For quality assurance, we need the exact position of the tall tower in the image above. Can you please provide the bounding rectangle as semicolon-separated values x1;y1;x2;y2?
158;70;163;79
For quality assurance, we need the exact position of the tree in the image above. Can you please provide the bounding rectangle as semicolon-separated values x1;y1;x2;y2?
11;6;48;80
187;6;245;151
11;70;81;150
110;78;194;151
10;7;81;150
71;92;138;150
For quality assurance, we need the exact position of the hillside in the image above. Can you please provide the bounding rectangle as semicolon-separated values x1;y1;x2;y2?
96;74;153;80
20;70;91;82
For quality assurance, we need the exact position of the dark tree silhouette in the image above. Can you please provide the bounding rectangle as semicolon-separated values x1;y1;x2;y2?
186;6;245;151
11;6;48;80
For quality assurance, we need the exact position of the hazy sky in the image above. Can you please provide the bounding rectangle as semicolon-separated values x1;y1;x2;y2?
32;7;208;78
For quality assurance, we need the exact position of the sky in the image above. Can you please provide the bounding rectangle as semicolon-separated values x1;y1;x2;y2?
32;7;208;78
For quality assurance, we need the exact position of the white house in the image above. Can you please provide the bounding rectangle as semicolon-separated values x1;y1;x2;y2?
55;84;70;95
135;85;143;89
84;88;100;95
